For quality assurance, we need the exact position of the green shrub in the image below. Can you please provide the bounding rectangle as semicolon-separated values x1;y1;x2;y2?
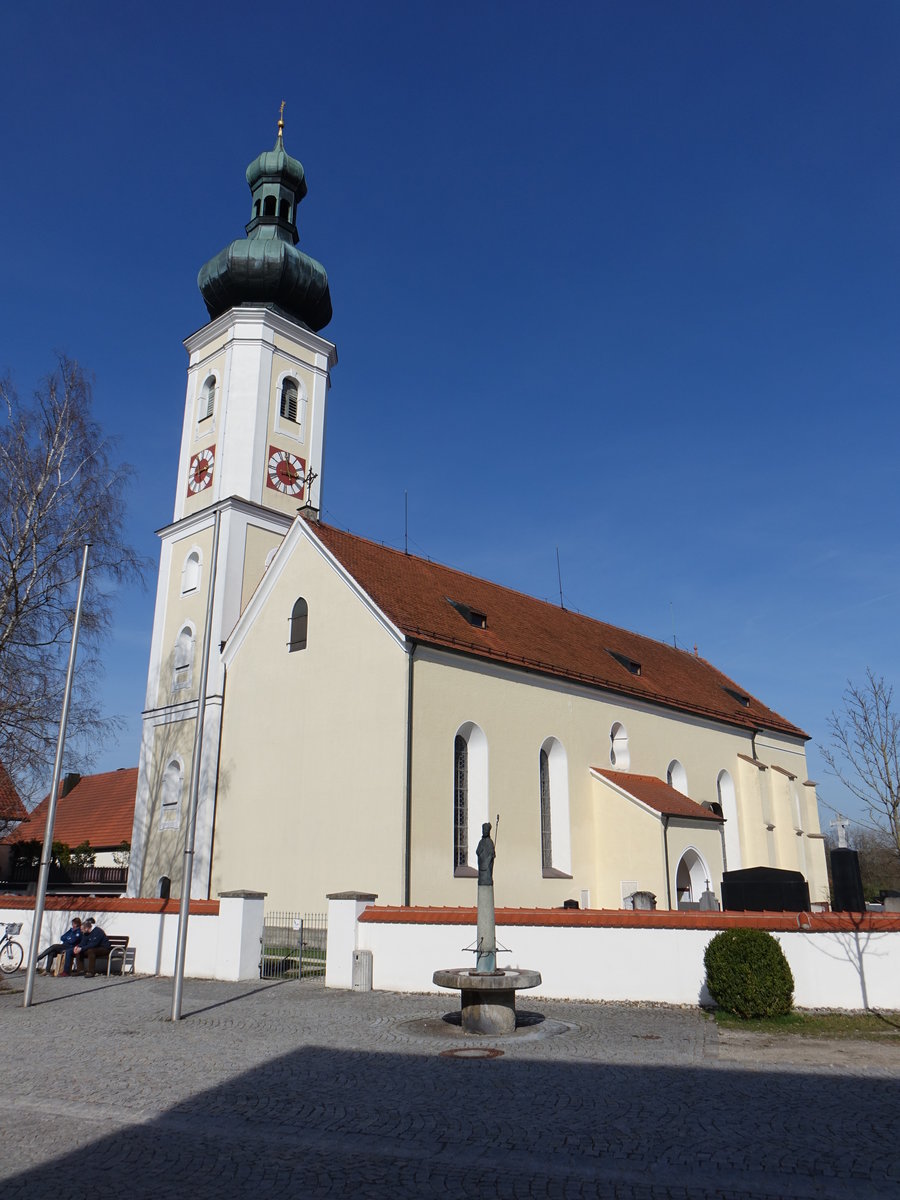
704;928;794;1018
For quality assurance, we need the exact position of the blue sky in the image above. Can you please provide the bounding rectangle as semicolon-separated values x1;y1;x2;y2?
2;3;898;833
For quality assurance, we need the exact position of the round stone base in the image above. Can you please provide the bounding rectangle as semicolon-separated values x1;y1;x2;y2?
460;987;517;1034
432;967;542;1037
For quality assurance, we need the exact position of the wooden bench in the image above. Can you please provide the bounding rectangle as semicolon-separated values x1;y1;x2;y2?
77;936;135;976
50;935;135;976
100;935;134;975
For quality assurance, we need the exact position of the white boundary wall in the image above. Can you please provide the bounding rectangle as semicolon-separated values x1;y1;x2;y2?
0;891;264;981
329;910;900;1010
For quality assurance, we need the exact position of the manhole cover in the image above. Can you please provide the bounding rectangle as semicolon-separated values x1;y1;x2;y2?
440;1047;504;1059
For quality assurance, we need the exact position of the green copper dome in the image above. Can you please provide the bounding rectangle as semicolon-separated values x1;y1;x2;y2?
198;124;332;332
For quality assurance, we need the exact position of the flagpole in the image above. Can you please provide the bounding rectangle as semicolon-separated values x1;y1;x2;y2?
23;544;90;1009
171;508;221;1021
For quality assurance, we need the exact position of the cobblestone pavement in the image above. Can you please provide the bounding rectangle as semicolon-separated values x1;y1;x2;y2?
1;974;899;1199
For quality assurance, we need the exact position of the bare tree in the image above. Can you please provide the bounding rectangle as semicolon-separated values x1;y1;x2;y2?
0;358;145;803
822;670;900;859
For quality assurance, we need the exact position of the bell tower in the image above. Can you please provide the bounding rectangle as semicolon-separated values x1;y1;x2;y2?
128;116;337;900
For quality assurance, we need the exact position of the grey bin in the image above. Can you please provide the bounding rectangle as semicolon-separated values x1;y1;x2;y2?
352;949;373;991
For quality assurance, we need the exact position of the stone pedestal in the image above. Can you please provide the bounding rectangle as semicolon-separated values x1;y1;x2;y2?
475;884;496;973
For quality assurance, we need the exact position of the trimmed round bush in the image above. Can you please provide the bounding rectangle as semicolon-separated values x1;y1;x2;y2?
703;928;794;1018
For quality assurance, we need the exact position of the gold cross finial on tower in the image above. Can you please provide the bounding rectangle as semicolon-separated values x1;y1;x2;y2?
277;100;286;138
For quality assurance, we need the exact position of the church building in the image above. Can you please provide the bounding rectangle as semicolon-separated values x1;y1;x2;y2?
127;123;829;914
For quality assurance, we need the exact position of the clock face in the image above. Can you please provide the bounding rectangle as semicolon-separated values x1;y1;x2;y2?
187;446;215;495
267;445;306;497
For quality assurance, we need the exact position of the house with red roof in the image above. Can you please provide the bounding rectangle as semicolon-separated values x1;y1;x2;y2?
1;768;137;895
125;128;828;914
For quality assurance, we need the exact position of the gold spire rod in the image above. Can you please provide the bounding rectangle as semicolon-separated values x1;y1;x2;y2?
277;100;286;138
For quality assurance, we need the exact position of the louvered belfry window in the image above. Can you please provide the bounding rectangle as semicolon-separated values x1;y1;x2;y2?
454;734;468;870
539;747;553;870
201;376;215;420
280;378;299;423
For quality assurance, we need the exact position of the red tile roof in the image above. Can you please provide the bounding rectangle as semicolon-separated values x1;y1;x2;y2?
358;906;899;932
0;762;27;824
311;522;806;738
4;768;137;848
591;768;723;822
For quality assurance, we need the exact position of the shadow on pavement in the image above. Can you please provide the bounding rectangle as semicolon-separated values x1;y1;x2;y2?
3;1039;899;1199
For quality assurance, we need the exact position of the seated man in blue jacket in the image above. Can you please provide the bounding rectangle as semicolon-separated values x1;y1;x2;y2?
71;918;112;977
37;917;82;975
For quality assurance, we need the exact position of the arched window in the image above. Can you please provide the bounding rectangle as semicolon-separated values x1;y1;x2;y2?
609;722;629;769
539;737;572;876
200;375;216;421
289;598;308;651
279;198;291;220
539;749;552;870
254;199;261;217
173;624;195;690
181;549;201;595
454;735;468;871
716;769;742;871
666;759;688;795
453;723;488;876
158;875;171;899
159;759;183;830
264;195;277;216
675;847;711;908
280;377;299;423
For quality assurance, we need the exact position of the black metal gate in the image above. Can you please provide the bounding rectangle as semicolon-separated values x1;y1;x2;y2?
260;910;327;979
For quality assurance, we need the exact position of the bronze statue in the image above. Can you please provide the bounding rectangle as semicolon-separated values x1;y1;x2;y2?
476;821;495;887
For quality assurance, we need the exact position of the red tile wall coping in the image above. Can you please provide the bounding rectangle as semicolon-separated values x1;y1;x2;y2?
357;905;900;933
0;895;219;916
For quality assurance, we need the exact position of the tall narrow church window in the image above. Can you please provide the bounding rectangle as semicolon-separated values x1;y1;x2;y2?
173;624;194;690
667;759;688;795
289;598;308;651
454;734;468;871
159;759;183;830
264;195;277;216
279;198;291;220
540;736;572;876
200;375;216;420
280;378;299;423
453;722;487;876
539;748;552;870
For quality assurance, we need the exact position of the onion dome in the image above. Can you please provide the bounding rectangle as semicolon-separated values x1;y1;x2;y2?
198;112;332;331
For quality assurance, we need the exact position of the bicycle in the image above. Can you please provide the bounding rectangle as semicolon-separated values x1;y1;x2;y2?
0;922;24;973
